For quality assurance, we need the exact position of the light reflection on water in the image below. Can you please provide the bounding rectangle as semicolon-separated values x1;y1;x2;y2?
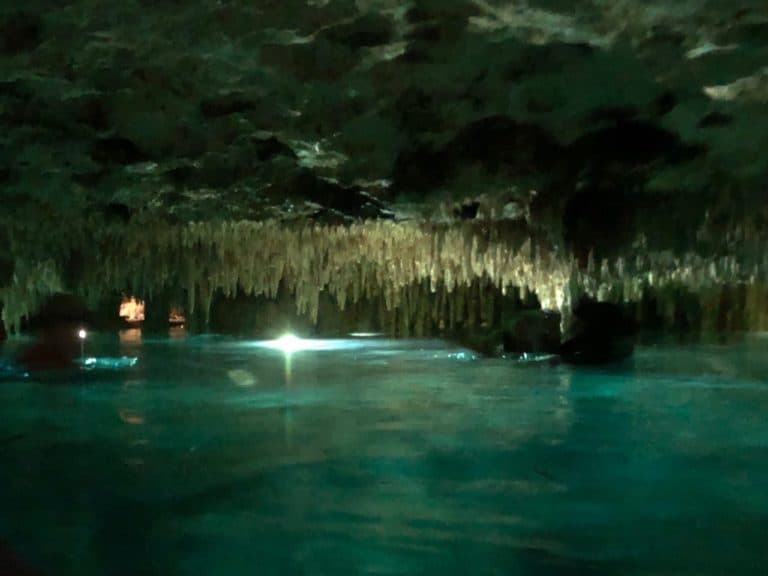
0;335;767;575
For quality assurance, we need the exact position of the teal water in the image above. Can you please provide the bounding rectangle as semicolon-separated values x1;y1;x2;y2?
1;332;767;575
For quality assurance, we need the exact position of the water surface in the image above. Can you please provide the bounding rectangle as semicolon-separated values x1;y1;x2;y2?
1;333;767;575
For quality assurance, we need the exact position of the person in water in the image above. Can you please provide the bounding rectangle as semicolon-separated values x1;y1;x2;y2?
15;321;82;373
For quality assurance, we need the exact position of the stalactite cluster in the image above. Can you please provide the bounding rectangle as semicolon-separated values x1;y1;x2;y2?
68;220;573;329
1;219;766;334
0;260;62;333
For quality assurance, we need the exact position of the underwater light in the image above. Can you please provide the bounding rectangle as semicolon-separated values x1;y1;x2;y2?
271;334;306;354
254;335;367;353
80;356;139;369
78;328;87;365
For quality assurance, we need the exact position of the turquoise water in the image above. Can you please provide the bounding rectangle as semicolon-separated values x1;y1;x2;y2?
1;332;767;575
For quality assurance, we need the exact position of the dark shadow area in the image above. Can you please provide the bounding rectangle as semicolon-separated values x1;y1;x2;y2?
559;298;636;365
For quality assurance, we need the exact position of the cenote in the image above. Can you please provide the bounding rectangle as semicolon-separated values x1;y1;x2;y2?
1;332;767;574
3;0;768;573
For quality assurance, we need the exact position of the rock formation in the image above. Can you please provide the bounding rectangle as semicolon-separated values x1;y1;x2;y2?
1;1;767;342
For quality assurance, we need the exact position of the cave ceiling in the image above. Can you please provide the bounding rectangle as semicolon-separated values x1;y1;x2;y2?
1;0;767;246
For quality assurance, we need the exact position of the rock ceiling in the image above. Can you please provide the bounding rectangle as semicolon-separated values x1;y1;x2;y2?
3;1;767;222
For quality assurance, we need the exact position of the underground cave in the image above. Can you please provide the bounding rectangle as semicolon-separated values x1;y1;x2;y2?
1;1;768;574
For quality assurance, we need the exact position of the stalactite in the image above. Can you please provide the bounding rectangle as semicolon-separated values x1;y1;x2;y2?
1;217;766;334
0;260;63;333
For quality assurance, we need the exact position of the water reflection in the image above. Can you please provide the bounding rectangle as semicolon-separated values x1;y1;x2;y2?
119;328;142;345
169;325;187;339
118;410;145;426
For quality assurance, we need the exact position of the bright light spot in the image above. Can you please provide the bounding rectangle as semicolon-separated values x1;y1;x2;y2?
78;329;87;340
349;332;383;338
120;297;145;323
253;336;369;353
273;334;305;354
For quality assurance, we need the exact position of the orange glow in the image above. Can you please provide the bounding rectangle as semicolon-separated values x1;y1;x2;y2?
119;297;186;325
119;297;145;323
119;328;142;344
169;306;186;325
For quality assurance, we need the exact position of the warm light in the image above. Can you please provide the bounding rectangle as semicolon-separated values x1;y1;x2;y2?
119;296;145;323
78;329;87;340
168;306;186;325
119;328;142;344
